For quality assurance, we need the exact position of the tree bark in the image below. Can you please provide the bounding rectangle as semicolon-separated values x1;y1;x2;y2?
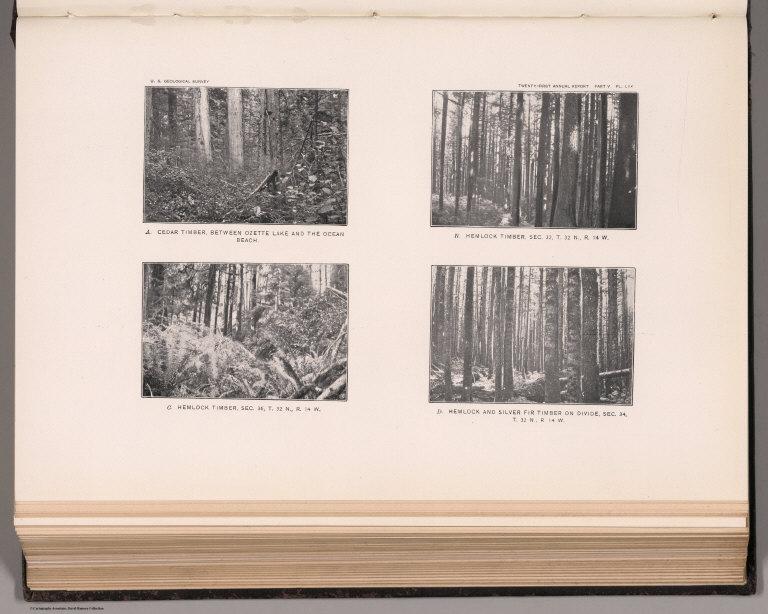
533;93;552;227
608;93;637;228
203;264;217;328
432;266;447;361
493;267;504;400
581;268;600;402
461;266;476;401
543;268;560;402
437;92;449;210
510;92;524;226
453;93;465;223
607;269;620;369
145;264;166;325
444;266;456;401
227;87;245;172
193;87;212;164
466;93;482;225
563;268;582;402
552;94;580;227
502;266;516;399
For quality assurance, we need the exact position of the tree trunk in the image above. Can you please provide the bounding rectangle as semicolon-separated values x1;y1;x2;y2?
608;93;637;227
510;92;524;225
167;90;178;145
145;264;166;325
607;269;620;369
444;266;456;401
437;92;449;211
598;94;609;227
493;267;504;400
193;87;212;164
552;94;580;227
563;268;582;402
227;87;245;172
144;89;153;150
533;93;553;227
581;268;600;402
466;93;482;225
502;266;516;399
453;93;465;223
543;268;560;402
432;266;447;361
548;96;562;226
461;266;476;401
203;264;217;328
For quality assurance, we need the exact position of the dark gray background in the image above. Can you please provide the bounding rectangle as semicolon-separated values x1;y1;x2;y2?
1;1;765;611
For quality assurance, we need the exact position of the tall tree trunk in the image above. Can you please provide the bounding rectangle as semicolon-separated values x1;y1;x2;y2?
193;87;212;164
444;266;456;401
432;267;447;361
548;96;562;226
144;89;153;150
461;266;476;401
227;87;245;172
581;268;600;402
533;93;553;226
551;94;581;227
598;93;609;227
493;267;504;400
510;92;524;225
563;268;582;402
543;268;560;403
608;94;637;227
453;93;465;223
203;264;217;328
167;90;178;146
478;267;488;364
466;93;482;225
607;269;620;369
213;268;222;334
223;266;233;336
145;264;166;325
237;264;244;335
502;266;516;399
437;92;449;211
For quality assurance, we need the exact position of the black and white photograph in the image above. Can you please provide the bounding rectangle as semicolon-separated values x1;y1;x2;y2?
430;266;635;404
431;91;638;228
142;263;348;400
143;87;348;225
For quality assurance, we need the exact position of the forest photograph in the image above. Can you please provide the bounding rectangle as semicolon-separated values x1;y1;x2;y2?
142;263;348;400
431;91;638;229
144;87;348;225
430;266;634;404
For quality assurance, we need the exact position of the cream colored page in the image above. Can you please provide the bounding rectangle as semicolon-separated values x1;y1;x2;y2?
15;16;747;502
16;0;747;17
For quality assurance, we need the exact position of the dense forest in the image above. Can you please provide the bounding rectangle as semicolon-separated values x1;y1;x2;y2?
142;263;348;400
430;266;634;404
431;91;637;228
144;87;348;225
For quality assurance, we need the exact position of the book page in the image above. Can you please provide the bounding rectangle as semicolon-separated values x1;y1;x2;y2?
15;14;748;504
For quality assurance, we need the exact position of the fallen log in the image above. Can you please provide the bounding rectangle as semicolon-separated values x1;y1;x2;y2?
318;373;347;400
599;368;631;379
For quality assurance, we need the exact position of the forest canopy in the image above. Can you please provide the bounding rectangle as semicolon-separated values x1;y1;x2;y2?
431;91;637;229
142;263;348;400
430;266;634;404
144;87;348;225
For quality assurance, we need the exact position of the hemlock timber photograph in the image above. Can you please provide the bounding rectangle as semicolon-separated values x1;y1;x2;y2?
143;87;348;225
142;263;348;400
431;91;638;229
429;266;634;404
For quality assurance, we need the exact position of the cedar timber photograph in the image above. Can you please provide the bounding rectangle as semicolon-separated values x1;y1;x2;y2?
430;266;635;404
431;91;638;228
142;263;348;400
143;87;348;224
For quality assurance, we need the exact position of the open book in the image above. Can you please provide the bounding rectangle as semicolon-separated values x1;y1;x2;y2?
14;0;752;597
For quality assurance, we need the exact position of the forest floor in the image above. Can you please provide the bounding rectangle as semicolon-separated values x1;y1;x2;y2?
429;359;631;404
431;196;505;227
142;320;348;400
144;153;347;225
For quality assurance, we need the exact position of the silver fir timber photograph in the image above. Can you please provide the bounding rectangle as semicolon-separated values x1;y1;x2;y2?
430;266;635;404
431;90;638;228
143;87;348;225
142;263;348;401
